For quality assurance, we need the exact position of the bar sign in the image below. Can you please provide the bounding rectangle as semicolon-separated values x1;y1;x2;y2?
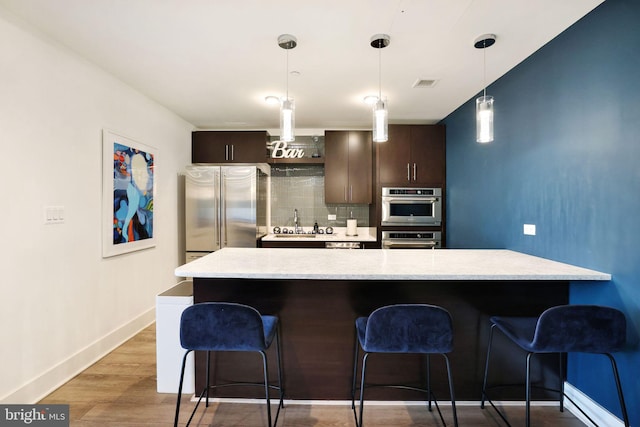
0;405;69;426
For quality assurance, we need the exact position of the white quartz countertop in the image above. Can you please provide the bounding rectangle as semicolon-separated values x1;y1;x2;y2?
175;248;611;281
261;227;377;242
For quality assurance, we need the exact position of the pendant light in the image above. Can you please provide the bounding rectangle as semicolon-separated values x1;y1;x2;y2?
474;34;496;143
278;34;297;142
371;34;390;143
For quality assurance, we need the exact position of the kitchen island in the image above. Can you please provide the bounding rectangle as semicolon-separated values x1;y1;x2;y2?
175;248;610;401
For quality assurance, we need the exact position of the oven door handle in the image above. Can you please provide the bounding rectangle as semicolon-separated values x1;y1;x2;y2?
384;197;439;203
382;240;439;249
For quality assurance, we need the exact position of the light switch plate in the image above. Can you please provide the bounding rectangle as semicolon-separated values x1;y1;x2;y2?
523;224;536;235
44;206;65;225
328;214;337;221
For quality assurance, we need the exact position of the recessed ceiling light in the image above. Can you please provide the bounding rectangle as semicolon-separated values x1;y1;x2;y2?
264;96;280;105
363;95;379;105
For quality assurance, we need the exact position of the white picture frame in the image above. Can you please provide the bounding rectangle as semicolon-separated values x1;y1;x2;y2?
102;129;157;257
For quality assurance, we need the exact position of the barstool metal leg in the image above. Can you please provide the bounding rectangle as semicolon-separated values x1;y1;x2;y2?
443;354;459;427
606;353;630;427
426;354;432;411
480;324;514;427
268;326;285;427
173;350;191;427
351;328;360;410
205;350;211;407
259;351;272;427
525;353;534;427
559;353;565;413
480;324;496;409
357;353;370;427
275;326;285;410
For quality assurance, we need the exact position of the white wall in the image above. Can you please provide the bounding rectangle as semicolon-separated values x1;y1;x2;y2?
0;8;193;402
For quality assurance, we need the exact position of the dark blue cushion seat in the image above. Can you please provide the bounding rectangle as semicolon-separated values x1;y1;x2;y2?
490;304;626;354
481;304;629;427
174;302;284;427
352;304;458;427
180;302;278;352
356;304;454;354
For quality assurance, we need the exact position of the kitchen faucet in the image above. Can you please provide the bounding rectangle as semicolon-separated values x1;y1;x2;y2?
294;209;302;234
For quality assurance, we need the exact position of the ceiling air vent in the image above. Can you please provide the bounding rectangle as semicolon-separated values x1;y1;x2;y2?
412;78;438;88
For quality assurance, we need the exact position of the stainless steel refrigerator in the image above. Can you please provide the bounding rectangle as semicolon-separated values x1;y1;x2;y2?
184;164;269;261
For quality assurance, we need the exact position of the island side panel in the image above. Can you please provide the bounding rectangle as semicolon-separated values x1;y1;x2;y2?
193;278;568;400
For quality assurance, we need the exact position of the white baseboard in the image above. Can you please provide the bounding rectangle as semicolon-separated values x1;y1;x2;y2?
199;390;626;427
193;398;477;406
1;307;156;404
193;398;558;407
564;382;625;427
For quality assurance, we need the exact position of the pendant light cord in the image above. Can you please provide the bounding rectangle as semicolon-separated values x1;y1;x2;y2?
482;40;487;98
378;47;382;99
286;48;289;100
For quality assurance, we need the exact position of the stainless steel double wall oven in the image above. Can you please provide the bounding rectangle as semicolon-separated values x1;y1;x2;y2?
381;187;443;248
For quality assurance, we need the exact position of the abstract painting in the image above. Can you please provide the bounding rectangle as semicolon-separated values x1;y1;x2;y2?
102;129;156;257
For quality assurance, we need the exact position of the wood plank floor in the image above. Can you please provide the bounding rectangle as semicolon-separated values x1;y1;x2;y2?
39;325;586;426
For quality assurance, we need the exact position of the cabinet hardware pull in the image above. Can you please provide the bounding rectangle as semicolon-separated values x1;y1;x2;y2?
231;144;234;161
225;144;229;161
350;185;353;202
407;163;410;181
344;186;348;202
413;163;417;181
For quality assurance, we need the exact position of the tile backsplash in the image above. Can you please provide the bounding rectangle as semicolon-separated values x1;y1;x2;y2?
270;164;369;229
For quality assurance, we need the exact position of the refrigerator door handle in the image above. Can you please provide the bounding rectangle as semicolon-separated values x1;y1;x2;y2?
221;171;227;247
215;167;222;250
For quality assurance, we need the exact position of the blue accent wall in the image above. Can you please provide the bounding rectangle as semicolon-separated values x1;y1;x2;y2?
443;0;640;423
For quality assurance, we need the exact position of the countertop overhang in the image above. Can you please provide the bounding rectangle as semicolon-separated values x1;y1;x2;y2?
175;248;611;281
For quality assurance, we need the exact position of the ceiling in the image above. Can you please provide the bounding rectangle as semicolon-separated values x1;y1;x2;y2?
0;0;604;132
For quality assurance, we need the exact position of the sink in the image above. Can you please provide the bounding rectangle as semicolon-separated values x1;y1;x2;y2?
274;234;316;238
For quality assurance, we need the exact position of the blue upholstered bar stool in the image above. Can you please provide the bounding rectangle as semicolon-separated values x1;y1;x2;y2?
173;302;284;427
481;304;629;427
351;304;458;427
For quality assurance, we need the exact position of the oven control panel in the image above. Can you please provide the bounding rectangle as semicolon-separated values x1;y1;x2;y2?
383;187;441;197
381;231;442;249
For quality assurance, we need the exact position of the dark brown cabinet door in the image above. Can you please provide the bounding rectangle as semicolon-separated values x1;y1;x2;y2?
377;125;445;187
378;125;412;186
192;131;268;163
324;131;372;204
324;131;350;203
410;125;446;186
347;131;372;204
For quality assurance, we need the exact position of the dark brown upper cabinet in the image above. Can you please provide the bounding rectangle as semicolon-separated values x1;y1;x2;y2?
377;125;445;187
324;131;372;204
192;131;269;163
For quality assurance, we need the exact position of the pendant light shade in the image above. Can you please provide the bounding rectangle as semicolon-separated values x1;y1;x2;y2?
476;95;494;143
280;97;295;142
474;34;496;144
371;34;390;143
373;98;388;143
278;34;297;142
